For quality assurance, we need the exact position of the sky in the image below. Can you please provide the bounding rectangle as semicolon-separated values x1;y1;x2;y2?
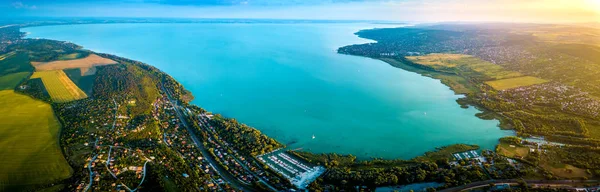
1;0;599;23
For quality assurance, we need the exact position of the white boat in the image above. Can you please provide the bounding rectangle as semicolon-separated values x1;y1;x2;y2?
312;134;315;139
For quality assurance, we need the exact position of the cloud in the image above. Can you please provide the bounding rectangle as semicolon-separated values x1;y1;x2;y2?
11;1;37;9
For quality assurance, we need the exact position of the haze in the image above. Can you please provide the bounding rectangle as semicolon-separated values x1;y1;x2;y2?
2;0;599;23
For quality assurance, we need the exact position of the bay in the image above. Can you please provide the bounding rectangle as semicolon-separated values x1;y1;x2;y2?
23;22;513;159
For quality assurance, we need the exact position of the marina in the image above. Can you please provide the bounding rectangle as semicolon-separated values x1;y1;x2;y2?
257;150;325;189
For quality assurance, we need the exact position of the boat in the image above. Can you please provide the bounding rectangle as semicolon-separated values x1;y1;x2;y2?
312;134;315;139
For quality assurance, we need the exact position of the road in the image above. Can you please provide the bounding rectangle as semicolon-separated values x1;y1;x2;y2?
111;98;118;129
84;154;99;192
161;84;258;192
440;179;599;192
106;146;117;179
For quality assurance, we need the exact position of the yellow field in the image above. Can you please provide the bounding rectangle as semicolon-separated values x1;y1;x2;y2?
485;76;549;90
406;54;471;67
32;54;117;75
30;70;87;103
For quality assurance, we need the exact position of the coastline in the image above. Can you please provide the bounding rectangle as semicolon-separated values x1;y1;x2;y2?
375;57;515;130
7;21;600;191
21;23;510;161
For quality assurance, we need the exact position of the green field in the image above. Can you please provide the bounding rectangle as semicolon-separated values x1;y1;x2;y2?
379;58;479;94
0;52;33;77
406;54;523;80
56;52;87;60
30;70;88;103
0;90;72;190
540;163;591;179
496;143;529;158
0;72;31;90
485;76;549;90
63;68;96;95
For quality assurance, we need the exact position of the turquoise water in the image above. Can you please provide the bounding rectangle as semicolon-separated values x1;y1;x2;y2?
23;23;512;159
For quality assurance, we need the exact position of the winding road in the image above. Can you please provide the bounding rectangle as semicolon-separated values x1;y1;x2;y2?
84;154;99;192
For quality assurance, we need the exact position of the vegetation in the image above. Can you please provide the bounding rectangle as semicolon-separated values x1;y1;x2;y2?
57;52;88;60
0;51;33;77
0;72;30;90
338;23;600;188
413;144;479;162
30;70;87;103
8;39;83;62
209;115;283;156
93;64;159;115
339;25;600;138
496;137;529;159
1;22;599;191
62;68;95;95
406;54;523;80
0;90;72;191
485;76;548;90
15;78;51;102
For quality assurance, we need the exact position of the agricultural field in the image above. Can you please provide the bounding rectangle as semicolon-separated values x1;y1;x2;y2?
0;51;34;76
485;76;549;90
63;68;96;95
0;90;72;190
30;70;87;103
32;54;117;74
405;54;471;67
0;72;31;90
406;54;522;80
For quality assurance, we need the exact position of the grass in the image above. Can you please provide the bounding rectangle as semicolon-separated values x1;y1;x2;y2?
162;177;179;192
63;68;96;95
0;52;34;76
379;57;479;94
485;76;549;90
57;52;85;60
587;123;600;139
0;72;31;90
496;143;529;158
540;163;591;179
405;54;471;67
406;54;523;80
30;70;88;103
0;90;72;190
413;144;480;162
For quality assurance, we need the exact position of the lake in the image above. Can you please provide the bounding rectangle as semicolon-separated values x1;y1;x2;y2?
23;22;512;159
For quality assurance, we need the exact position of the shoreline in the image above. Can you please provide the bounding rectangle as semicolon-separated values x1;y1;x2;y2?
21;24;509;161
376;57;516;130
